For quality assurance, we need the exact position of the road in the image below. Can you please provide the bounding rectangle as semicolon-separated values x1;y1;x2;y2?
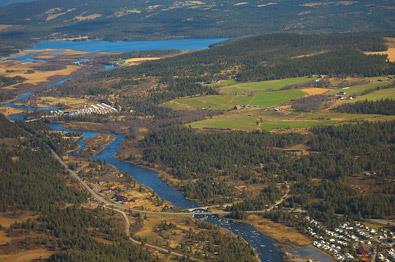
51;147;290;262
51;149;203;261
54;146;289;216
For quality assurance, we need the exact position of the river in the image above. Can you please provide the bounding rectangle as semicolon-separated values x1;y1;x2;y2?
47;122;283;261
1;38;334;262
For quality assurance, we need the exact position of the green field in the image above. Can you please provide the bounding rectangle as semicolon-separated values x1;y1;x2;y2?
189;110;395;131
328;78;392;97
169;76;395;131
191;118;329;131
220;77;312;95
164;77;311;110
354;87;395;101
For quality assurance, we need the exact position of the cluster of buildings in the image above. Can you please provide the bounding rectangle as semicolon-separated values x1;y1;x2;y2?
99;185;140;205
67;103;118;116
46;103;118;118
113;193;140;205
336;90;354;100
305;217;394;261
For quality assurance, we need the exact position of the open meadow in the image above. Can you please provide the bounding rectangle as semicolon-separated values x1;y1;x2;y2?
364;37;395;63
164;77;312;111
182;76;395;132
190;110;395;132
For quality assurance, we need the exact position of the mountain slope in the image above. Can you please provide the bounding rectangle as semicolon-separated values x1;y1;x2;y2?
0;0;395;41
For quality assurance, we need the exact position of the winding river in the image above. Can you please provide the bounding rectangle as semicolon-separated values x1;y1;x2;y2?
2;39;334;262
47;122;282;261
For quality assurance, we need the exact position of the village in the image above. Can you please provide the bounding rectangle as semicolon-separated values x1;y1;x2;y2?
304;216;394;262
47;102;118;117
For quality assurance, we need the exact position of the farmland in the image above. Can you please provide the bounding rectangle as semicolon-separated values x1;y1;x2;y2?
164;77;312;111
181;76;395;132
364;37;395;62
190;110;395;132
354;87;395;101
327;77;393;97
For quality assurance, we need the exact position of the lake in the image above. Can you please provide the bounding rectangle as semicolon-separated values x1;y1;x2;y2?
30;38;227;53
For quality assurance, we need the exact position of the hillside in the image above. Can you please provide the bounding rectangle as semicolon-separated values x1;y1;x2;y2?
1;0;395;53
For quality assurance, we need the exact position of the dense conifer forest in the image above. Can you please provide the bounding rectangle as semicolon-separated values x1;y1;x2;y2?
141;121;395;220
1;0;395;55
0;115;157;261
335;99;395;115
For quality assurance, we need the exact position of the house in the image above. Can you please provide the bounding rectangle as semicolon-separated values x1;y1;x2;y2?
234;105;243;110
336;91;347;99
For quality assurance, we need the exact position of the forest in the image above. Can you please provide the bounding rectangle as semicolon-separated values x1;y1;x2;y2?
100;33;395;116
141;121;395;220
0;115;83;212
112;33;392;81
335;99;395;115
0;76;24;88
1;0;395;55
142;127;304;179
0;115;157;261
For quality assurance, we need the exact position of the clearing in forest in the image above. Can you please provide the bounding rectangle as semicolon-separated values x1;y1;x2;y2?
301;88;329;95
364;37;395;62
354;87;395;101
189;109;395;132
0;62;79;86
164;77;312;110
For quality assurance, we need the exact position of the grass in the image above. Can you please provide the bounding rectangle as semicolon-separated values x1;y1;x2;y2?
301;87;330;95
164;77;312;110
191;117;329;131
166;89;304;110
0;230;11;245
330;77;392;97
364;37;395;62
246;215;311;246
249;89;304;107
169;76;395;132
189;110;395;132
190;110;334;131
121;57;161;66
0;212;37;228
260;121;329;131
0;107;24;116
190;115;258;130
0;249;55;262
38;96;89;109
354;87;395;101
220;77;311;95
213;79;238;88
0;62;79;86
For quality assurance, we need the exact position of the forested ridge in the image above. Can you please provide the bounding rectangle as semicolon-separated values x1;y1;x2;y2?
1;0;395;55
141;121;395;220
103;33;395;116
113;33;392;82
0;115;83;211
0;115;157;261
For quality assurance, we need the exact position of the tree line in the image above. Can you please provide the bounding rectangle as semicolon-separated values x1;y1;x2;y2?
335;99;395;115
140;121;395;220
0;115;157;261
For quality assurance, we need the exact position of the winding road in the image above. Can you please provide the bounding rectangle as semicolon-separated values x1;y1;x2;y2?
51;149;203;261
